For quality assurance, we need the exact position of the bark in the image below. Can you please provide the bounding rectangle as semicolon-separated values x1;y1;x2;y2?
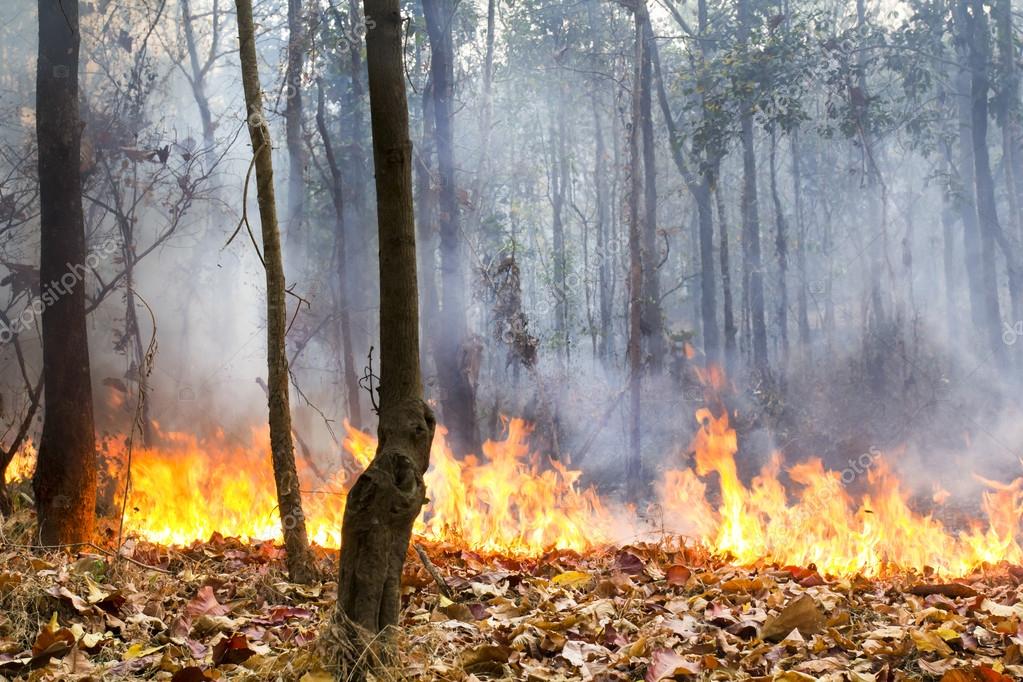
648;4;719;362
737;0;768;372
235;0;317;584
34;0;98;547
939;140;960;342
285;0;306;258
965;0;1008;366
550;103;570;362
626;10;644;504
316;81;363;429
180;0;216;152
593;94;613;361
791;131;811;349
716;181;737;363
638;1;663;372
422;0;480;458
995;0;1023;240
330;1;434;675
769;129;789;367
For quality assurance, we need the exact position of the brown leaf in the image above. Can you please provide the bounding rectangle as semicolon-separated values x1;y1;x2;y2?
666;565;691;586
907;583;980;599
211;633;255;666
761;594;825;642
185;586;229;618
645;648;702;681
940;667;1014;682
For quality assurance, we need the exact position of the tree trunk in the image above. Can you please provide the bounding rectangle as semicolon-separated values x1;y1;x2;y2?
235;0;316;584
737;0;768;373
769;129;789;369
180;0;216;152
316;81;363;429
638;1;662;373
422;0;479;458
791;130;811;349
34;0;98;547
648;6;718;363
965;0;1008;366
329;1;434;676
285;0;306;260
716;181;737;364
995;0;1023;241
626;9;644;504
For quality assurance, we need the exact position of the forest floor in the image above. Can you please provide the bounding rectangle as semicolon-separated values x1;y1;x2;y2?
0;508;1021;681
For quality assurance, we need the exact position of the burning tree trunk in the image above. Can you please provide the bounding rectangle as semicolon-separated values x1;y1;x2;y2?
235;0;317;585
327;1;434;678
34;0;98;546
422;0;480;458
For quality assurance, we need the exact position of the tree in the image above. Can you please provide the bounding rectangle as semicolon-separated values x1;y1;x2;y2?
737;0;768;373
327;0;434;677
285;0;307;259
422;0;480;458
235;0;317;584
625;3;645;503
33;0;98;546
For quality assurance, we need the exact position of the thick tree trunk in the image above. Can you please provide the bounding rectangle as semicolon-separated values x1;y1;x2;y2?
285;0;306;259
422;0;480;458
235;0;316;584
737;0;768;373
34;0;98;547
329;1;434;676
550;103;570;363
316;81;363;429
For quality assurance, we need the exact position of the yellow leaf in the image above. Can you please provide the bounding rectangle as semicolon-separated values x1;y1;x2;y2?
911;629;953;656
552;571;592;588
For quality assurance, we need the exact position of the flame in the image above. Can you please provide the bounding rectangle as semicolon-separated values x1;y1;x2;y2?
112;417;608;556
3;440;36;483
660;407;1023;577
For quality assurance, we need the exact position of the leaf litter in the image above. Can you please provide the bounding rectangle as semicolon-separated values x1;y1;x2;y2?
1;514;1023;680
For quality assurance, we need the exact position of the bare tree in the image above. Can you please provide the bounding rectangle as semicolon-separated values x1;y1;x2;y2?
235;0;317;584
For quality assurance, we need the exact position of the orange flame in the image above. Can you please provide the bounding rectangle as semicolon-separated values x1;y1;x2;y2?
660;408;1023;577
112;418;608;556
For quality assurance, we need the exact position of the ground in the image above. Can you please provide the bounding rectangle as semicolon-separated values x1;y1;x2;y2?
0;510;1021;681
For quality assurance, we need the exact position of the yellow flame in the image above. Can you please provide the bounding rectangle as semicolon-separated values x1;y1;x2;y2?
3;440;36;483
115;417;609;556
660;408;1023;577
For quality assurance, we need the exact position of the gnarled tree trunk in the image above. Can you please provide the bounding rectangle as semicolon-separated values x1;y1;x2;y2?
328;1;434;678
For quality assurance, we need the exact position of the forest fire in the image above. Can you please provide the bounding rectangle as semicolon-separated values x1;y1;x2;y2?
8;406;1021;578
660;408;1023;578
99;417;611;555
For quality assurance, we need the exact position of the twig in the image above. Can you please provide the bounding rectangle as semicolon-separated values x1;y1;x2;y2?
0;541;172;575
359;347;380;414
116;290;158;557
414;543;456;601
